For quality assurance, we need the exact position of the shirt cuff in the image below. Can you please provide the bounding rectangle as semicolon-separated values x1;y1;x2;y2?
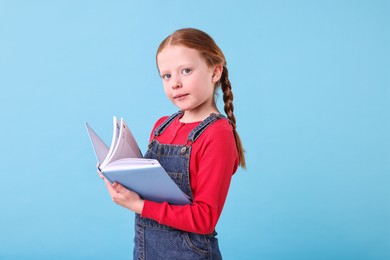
141;200;162;220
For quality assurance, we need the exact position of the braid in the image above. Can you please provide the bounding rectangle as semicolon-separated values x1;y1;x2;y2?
221;67;236;127
220;67;246;169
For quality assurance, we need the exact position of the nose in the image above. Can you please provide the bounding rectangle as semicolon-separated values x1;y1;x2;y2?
171;75;182;89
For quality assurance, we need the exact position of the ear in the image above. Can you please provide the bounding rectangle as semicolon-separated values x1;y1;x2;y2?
211;64;223;83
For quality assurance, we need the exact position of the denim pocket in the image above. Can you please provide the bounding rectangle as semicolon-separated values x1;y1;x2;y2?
183;232;210;256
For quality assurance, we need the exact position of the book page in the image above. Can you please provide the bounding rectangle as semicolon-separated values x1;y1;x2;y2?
104;158;160;170
103;118;142;165
119;118;142;158
100;116;120;169
85;122;109;164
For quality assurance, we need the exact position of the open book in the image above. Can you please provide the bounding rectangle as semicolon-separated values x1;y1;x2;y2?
86;117;191;205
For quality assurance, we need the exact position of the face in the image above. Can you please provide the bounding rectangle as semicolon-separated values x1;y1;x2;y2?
157;45;221;120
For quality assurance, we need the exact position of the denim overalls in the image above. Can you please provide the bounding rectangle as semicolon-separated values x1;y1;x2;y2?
134;112;225;260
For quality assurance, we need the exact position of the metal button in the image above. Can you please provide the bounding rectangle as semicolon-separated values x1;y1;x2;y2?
180;146;187;154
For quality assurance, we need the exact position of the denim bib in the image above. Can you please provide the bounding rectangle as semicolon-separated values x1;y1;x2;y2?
134;112;225;260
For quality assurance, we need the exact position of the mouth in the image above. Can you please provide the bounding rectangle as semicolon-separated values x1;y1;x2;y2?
173;94;189;99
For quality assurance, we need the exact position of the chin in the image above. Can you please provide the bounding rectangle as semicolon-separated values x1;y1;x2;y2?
174;104;192;111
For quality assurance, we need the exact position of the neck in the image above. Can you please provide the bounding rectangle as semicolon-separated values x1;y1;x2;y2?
180;106;219;123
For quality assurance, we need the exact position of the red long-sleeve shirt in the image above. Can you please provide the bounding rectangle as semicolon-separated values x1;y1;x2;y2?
141;115;239;234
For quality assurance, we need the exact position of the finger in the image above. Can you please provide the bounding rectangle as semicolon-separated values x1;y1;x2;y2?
106;181;129;205
104;179;118;196
112;182;129;195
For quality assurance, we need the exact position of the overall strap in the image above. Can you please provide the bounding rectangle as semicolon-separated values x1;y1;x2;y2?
187;113;226;143
153;111;184;137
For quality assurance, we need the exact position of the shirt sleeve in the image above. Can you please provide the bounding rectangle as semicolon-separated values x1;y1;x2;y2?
141;120;239;234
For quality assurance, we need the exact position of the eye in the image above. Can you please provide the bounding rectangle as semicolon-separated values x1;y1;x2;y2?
182;68;192;75
161;73;171;80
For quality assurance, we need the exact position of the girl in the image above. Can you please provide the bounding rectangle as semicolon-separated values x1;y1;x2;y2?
100;28;246;259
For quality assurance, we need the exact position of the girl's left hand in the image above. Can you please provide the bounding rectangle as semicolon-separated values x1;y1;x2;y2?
103;179;145;214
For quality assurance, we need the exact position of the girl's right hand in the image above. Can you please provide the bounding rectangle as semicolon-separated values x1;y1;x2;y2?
95;163;144;214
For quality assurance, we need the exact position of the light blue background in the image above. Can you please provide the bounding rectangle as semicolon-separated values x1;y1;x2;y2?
0;1;389;259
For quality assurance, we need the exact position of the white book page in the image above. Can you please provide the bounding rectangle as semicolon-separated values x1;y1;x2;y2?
85;122;109;164
104;118;142;165
104;158;160;171
120;118;142;158
100;116;120;169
